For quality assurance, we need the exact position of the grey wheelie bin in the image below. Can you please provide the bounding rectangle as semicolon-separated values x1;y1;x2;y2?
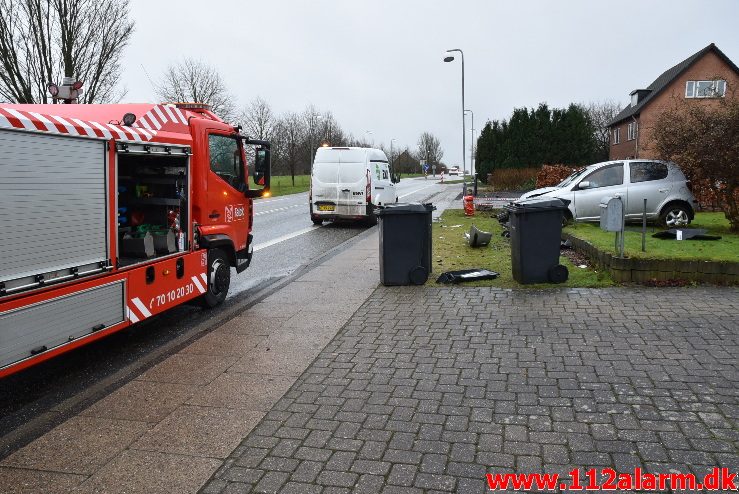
505;197;569;284
377;203;436;286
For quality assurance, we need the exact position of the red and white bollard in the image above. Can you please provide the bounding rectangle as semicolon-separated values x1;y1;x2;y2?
464;195;475;216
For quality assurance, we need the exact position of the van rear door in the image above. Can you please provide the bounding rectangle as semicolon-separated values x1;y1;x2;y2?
312;150;340;211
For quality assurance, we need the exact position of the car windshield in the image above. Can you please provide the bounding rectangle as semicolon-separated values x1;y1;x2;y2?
558;167;588;187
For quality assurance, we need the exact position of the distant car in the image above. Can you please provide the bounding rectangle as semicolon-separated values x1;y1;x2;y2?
448;167;460;176
519;160;698;227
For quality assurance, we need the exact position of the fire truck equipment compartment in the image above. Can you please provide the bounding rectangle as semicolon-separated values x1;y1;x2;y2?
0;129;109;291
0;281;125;369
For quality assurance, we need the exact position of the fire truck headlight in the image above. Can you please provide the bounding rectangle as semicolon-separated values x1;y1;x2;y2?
122;113;136;126
47;83;59;97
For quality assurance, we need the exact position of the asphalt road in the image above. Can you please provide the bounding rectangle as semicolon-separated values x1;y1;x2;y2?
0;176;448;457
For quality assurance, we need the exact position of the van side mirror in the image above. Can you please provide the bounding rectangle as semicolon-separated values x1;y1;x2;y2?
392;173;401;184
578;181;590;190
242;139;271;198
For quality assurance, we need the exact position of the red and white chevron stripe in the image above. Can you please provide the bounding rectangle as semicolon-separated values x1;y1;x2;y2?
0;106;159;142
133;105;190;133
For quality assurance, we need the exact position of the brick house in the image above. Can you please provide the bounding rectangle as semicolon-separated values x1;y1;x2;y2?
608;43;739;160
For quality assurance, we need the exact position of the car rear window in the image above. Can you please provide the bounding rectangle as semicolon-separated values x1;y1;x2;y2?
630;162;668;183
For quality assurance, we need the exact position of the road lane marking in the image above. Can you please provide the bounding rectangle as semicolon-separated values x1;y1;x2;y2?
253;225;322;252
399;183;439;199
255;193;308;205
254;203;304;216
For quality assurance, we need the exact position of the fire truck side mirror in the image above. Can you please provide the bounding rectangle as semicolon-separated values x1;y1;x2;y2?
244;143;271;198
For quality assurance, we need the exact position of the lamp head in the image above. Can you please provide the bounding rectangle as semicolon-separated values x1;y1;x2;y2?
443;55;455;62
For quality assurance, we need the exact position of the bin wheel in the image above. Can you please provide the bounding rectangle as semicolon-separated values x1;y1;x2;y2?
409;266;428;285
548;264;569;284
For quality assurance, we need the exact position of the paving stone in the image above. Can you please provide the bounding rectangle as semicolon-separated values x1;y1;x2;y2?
200;286;739;494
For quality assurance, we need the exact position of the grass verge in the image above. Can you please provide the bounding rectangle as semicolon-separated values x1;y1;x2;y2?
564;212;738;262
432;209;614;288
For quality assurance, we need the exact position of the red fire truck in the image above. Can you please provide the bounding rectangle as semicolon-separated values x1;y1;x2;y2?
0;103;270;377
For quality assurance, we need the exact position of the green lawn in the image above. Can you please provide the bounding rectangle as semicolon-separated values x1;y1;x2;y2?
431;209;614;288
564;212;738;262
249;175;310;197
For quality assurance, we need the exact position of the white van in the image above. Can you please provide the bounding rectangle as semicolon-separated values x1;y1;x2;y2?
310;147;399;224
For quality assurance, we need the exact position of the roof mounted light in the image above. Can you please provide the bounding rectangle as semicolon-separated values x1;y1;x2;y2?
122;113;136;126
71;80;84;90
47;83;59;97
173;102;212;111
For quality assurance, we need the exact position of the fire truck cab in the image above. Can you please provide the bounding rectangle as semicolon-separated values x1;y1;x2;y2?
0;103;270;377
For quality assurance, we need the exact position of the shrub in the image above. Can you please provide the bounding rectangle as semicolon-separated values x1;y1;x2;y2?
653;98;739;231
487;167;539;191
535;164;579;188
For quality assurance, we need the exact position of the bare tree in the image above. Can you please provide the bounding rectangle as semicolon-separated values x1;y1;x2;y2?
0;0;134;103
417;132;444;166
318;111;347;147
273;112;305;185
156;58;235;120
238;96;275;140
586;100;622;161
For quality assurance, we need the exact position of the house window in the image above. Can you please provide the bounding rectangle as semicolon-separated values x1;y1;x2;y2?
685;80;726;98
627;122;637;141
612;127;620;145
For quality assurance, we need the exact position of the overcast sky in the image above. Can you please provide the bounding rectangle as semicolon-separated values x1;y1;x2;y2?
122;0;738;168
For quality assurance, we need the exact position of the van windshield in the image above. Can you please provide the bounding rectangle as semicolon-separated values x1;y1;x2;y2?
338;162;366;183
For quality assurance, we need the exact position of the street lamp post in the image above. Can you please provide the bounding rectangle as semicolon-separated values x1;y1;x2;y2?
364;130;373;146
444;48;466;195
310;114;323;168
390;138;397;172
465;109;474;189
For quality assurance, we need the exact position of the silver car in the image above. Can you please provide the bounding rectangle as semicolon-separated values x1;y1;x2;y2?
520;160;698;227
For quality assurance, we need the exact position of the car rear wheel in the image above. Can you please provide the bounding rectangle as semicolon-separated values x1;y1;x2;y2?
660;203;691;228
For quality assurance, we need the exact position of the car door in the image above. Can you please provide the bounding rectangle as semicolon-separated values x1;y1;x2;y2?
572;163;625;220
625;161;670;219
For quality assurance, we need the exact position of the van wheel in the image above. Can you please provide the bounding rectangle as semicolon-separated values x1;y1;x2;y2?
201;248;230;308
311;215;323;225
365;205;377;226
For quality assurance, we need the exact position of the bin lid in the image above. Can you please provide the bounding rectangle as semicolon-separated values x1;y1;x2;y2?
376;202;436;216
505;197;570;212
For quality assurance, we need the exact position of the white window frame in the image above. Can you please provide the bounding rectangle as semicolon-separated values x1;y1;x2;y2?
627;122;636;141
685;81;695;98
613;127;620;145
685;79;726;98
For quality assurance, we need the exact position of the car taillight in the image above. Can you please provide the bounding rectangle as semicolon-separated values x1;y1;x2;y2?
366;170;371;203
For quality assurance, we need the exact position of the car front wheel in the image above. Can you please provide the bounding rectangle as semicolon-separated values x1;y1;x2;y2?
660;204;691;228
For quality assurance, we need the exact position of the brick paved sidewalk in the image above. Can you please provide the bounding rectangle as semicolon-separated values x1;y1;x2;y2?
202;287;739;493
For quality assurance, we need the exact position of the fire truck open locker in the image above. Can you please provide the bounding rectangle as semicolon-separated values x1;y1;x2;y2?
0;103;270;377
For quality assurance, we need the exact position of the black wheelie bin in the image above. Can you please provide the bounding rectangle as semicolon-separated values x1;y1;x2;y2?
377;203;436;286
505;197;570;284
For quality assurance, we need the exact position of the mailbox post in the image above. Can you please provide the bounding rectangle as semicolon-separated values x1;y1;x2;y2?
600;196;625;258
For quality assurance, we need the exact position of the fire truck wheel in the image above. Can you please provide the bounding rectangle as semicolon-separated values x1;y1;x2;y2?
201;248;230;308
